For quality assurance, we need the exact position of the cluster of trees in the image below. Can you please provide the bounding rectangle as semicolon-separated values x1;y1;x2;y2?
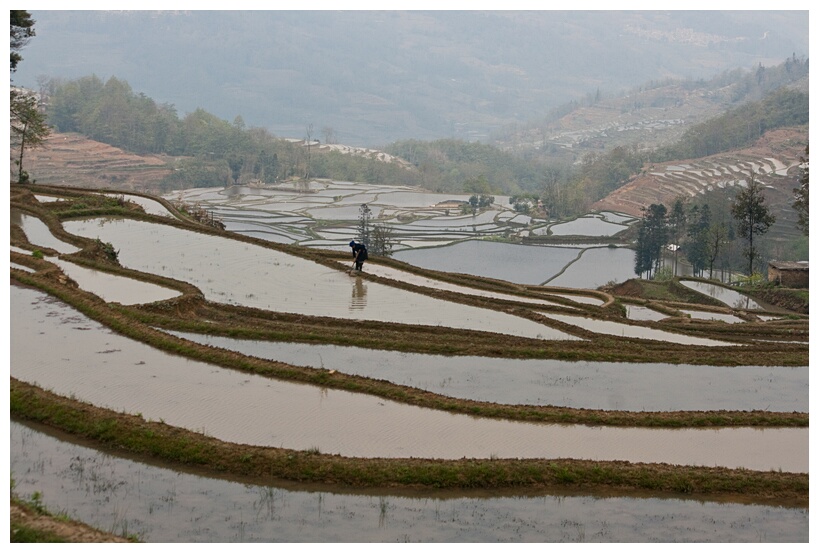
652;88;808;162
13;18;809;258
356;203;393;257
634;173;781;281
793;145;809;236
41;75;562;195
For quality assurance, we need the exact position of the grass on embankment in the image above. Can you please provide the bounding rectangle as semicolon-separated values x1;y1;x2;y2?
10;379;808;507
11;272;808;429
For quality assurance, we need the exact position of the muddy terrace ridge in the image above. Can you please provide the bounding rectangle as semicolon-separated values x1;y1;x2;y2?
9;183;808;504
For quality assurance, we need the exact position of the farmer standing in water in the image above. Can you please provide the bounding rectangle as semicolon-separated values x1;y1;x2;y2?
349;240;368;272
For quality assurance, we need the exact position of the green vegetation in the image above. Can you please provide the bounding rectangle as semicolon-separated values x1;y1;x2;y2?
37;54;808;225
792;144;809;236
10;380;808;505
731;173;777;276
10;186;809;431
10;486;136;543
654;86;809;162
11;11;50;185
631;168;785;283
8;184;810;512
633;203;668;279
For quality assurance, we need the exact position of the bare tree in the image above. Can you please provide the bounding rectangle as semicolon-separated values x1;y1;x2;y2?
322;126;337;145
304;123;314;182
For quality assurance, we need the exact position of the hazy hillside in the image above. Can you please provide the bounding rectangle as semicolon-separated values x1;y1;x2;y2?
13;10;808;147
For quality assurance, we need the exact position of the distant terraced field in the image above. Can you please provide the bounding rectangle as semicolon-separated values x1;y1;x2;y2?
13;132;175;192
592;127;807;242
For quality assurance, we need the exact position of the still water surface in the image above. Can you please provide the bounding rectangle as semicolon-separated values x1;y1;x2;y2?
62;218;578;341
10;422;808;542
11;285;808;472
11;208;80;254
680;280;764;310
167;331;809;413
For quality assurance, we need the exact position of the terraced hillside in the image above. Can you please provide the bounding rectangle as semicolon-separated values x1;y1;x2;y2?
14;132;174;192
592;127;807;241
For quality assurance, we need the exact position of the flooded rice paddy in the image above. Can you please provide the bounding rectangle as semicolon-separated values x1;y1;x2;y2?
45;255;179;305
680;310;746;324
11;208;79;254
543;214;629;237
11;285;808;472
361;264;567;308
109;192;174;217
11;184;810;542
166;184;642;289
11;422;808;542
539;313;734;347
391;241;642;289
625;305;669;322
62;217;579;341
166;331;808;413
680;280;764;311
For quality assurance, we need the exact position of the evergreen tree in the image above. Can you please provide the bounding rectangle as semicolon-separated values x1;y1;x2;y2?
10;10;35;72
685;204;710;277
793;144;809;236
668;197;687;276
633;223;651;278
731;172;776;277
633;203;668;279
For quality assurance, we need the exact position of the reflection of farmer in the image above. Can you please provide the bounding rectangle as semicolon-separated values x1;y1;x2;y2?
350;275;368;310
349;240;368;272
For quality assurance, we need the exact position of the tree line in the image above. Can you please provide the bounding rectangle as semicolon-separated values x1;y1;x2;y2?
652;87;808;162
23;60;809;229
633;171;790;281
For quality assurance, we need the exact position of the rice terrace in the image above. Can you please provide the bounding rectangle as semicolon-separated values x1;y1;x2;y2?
9;9;810;542
9;178;808;542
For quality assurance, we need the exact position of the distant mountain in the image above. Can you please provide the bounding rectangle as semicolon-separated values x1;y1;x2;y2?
13;10;808;147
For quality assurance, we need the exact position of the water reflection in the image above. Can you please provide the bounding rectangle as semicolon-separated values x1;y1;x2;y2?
63;217;578;341
10;208;80;254
547;215;628;237
350;277;367;310
541;313;734;347
167;332;809;413
10;422;809;542
680;280;764;310
10;285;808;472
363;264;565;307
45;255;180;305
394;240;583;285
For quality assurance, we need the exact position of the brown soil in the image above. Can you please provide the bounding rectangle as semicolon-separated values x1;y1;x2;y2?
16;132;176;193
10;501;131;543
746;287;809;315
592;127;808;223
